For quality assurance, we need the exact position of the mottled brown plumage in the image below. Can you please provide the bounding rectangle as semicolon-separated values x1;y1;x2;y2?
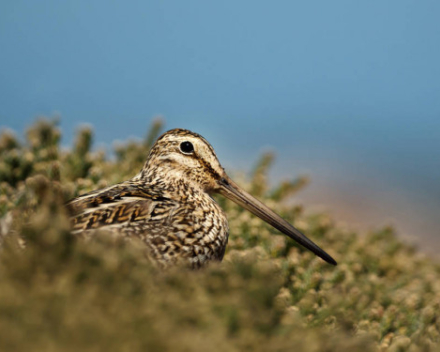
67;129;336;268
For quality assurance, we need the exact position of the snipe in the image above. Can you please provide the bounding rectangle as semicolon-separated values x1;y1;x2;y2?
67;129;337;268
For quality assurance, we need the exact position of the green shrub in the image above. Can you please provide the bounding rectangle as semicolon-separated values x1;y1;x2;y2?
0;118;438;351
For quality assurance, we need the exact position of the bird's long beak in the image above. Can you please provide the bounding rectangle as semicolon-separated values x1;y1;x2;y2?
217;177;337;265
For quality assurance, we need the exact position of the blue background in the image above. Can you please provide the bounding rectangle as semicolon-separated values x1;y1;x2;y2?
1;1;439;253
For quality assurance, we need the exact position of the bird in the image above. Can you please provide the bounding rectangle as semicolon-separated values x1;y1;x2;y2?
66;128;337;268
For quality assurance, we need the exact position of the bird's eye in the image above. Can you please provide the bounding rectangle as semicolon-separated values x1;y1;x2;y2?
180;141;194;154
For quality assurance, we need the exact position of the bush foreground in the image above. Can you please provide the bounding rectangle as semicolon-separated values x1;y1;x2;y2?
0;119;439;351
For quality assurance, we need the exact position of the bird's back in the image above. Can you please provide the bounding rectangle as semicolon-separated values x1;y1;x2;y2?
67;180;229;268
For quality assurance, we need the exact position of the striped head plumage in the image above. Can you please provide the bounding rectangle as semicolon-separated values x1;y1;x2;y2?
134;129;227;193
67;128;337;268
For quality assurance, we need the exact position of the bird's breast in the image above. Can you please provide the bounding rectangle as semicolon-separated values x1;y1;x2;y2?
173;195;229;267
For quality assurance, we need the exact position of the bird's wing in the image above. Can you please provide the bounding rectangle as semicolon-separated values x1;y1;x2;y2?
66;182;177;236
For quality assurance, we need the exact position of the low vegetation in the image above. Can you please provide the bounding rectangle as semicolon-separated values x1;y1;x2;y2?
0;118;439;351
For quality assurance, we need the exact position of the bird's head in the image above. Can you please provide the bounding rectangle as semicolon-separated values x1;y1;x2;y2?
142;128;226;192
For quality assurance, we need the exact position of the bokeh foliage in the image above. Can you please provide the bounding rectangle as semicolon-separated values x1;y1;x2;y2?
0;118;439;351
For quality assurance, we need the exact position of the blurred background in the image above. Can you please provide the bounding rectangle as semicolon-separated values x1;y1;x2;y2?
1;1;439;255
